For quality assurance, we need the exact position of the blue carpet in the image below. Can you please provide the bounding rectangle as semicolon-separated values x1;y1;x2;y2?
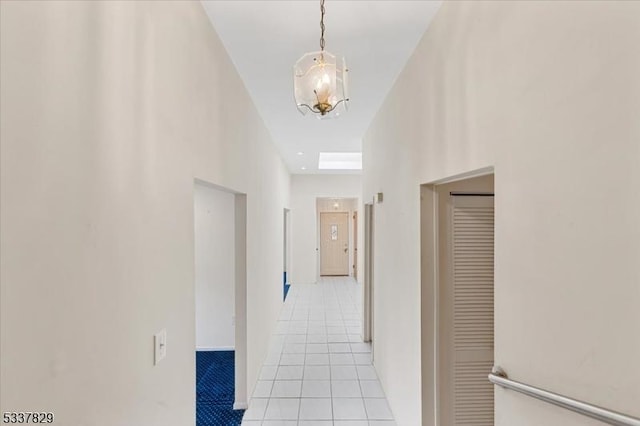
196;351;245;426
284;282;291;301
283;271;290;301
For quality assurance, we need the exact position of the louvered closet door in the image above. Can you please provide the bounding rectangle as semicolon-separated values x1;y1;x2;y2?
450;195;495;425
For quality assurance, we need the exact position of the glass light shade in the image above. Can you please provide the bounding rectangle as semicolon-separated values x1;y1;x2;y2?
293;51;349;119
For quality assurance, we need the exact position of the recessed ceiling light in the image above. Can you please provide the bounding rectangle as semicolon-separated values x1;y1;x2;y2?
318;152;362;170
297;152;304;156
301;166;307;170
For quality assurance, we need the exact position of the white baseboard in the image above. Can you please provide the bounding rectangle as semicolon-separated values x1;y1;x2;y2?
196;346;235;351
233;401;248;410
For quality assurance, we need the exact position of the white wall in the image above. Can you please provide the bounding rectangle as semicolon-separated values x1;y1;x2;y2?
363;2;640;425
0;2;289;424
290;175;363;284
194;183;235;350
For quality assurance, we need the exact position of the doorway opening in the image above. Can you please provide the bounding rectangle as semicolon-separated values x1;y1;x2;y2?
353;211;358;281
316;197;358;278
283;208;291;300
193;179;248;420
420;171;495;426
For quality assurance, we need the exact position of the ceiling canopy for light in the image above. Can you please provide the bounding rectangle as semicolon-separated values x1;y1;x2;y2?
293;0;349;119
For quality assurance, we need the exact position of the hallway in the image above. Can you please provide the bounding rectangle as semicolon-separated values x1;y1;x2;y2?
241;277;395;425
2;2;639;425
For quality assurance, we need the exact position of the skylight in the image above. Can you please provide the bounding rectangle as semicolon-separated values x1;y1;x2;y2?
318;152;362;170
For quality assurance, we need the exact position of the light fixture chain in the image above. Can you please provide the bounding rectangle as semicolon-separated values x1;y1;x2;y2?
319;0;325;52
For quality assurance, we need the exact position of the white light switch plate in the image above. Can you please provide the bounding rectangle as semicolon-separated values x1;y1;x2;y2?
154;329;167;365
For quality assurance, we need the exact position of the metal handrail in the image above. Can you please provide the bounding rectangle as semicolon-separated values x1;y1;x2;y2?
489;366;640;426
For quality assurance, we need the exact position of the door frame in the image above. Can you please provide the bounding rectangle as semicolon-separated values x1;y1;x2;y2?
353;211;358;281
363;202;374;345
420;167;494;426
315;197;359;281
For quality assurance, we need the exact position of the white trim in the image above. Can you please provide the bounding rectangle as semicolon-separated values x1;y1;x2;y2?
194;177;242;195
233;401;248;410
425;166;495;186
196;346;235;351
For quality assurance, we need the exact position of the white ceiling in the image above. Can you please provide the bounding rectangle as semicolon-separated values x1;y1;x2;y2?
201;1;442;174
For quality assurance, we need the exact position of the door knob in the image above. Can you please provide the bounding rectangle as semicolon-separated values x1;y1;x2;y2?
344;248;348;253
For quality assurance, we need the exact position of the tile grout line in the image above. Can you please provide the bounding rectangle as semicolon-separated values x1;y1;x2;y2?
243;278;391;425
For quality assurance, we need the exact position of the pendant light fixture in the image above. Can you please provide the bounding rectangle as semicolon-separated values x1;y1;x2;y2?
293;0;349;119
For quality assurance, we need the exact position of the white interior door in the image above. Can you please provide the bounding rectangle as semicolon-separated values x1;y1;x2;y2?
320;212;349;276
440;193;495;426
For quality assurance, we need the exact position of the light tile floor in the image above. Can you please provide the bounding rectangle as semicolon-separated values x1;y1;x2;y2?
241;277;396;426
